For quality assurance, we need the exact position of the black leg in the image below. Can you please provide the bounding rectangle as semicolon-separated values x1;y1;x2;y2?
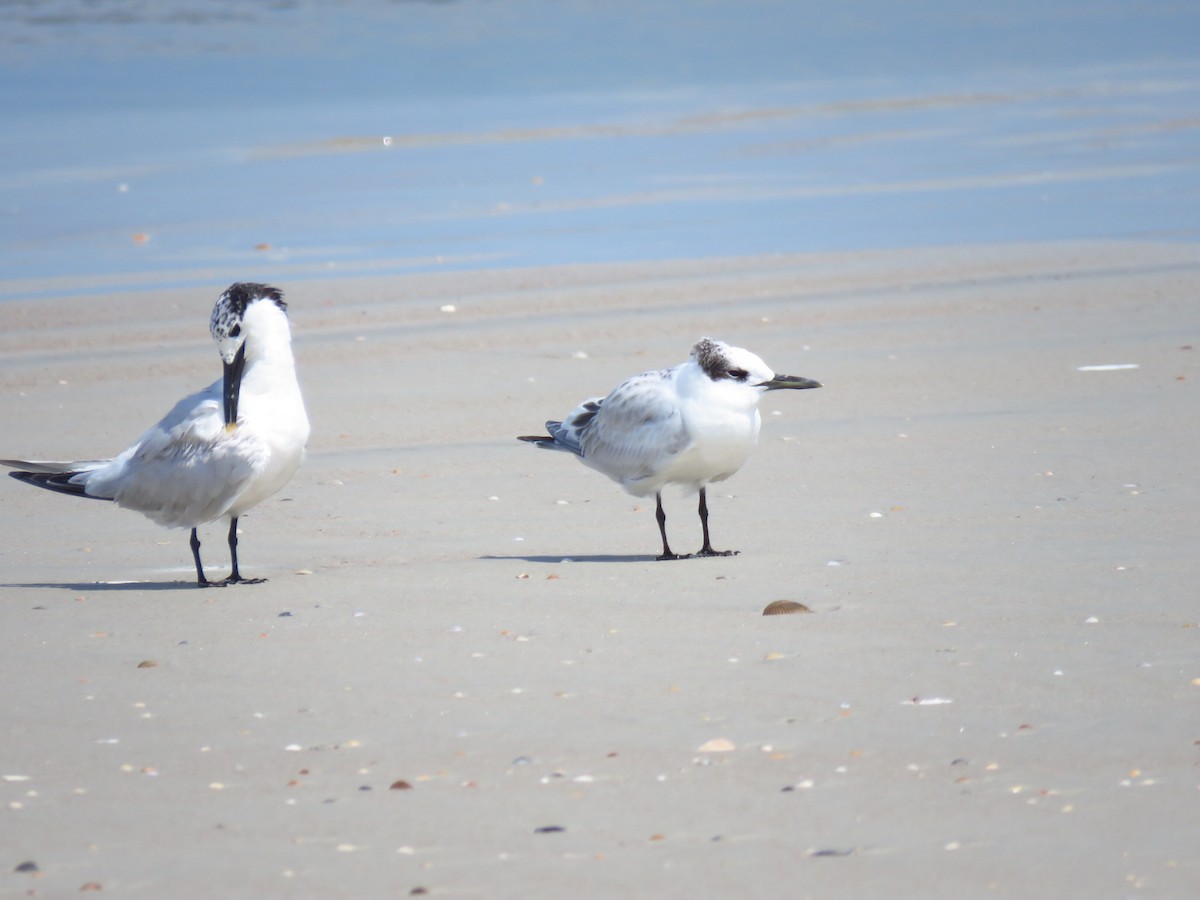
655;492;690;560
190;527;211;586
695;487;738;558
224;517;266;585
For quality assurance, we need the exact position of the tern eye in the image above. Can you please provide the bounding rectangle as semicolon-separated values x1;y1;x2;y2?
727;368;749;381
229;324;241;338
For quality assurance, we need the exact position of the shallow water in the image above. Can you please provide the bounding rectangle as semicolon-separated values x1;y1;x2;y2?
2;0;1198;300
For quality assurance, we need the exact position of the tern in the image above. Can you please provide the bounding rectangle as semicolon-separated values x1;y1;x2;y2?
3;282;310;586
519;337;820;559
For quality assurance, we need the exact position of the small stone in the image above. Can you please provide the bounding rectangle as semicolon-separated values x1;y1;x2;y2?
697;738;736;752
534;825;565;834
15;861;39;873
762;600;812;616
136;660;158;668
390;780;413;790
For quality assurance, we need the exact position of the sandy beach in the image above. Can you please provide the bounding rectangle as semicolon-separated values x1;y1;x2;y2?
3;0;1200;896
2;240;1198;897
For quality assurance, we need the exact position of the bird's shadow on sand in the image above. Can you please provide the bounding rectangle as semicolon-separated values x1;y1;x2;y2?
479;554;655;564
2;580;200;592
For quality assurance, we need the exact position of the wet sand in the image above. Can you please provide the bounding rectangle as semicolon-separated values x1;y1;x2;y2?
2;241;1198;896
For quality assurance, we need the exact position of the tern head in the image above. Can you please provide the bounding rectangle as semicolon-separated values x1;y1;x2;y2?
210;282;287;365
690;338;822;398
210;283;287;428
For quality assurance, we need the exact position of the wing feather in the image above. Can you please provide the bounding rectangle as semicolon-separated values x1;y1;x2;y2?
576;370;691;490
78;379;267;527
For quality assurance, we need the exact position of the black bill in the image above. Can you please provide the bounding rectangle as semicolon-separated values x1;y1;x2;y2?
223;344;247;427
761;374;822;391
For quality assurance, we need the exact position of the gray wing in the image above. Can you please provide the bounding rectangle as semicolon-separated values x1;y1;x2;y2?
575;370;691;486
81;379;265;527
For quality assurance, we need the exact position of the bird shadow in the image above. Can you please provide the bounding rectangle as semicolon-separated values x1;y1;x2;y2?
479;554;655;564
2;580;200;593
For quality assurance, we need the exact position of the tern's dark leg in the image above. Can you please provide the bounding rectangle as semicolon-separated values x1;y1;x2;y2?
223;517;266;585
695;487;738;558
190;528;211;586
654;492;690;561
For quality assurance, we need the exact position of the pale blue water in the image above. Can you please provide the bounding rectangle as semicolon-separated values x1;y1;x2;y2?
2;0;1198;300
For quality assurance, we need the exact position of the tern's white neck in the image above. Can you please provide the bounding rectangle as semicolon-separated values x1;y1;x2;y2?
241;299;296;369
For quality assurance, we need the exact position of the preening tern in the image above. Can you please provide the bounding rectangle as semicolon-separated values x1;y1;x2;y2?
3;283;310;586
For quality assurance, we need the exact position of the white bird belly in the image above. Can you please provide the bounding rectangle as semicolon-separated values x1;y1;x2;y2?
623;406;759;496
226;388;309;518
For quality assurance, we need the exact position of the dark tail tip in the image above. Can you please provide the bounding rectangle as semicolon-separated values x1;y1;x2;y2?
517;435;556;444
9;470;106;500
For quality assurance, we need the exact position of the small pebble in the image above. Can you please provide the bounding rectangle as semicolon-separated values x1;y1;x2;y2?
390;780;413;790
697;738;736;753
534;825;565;834
15;861;39;873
